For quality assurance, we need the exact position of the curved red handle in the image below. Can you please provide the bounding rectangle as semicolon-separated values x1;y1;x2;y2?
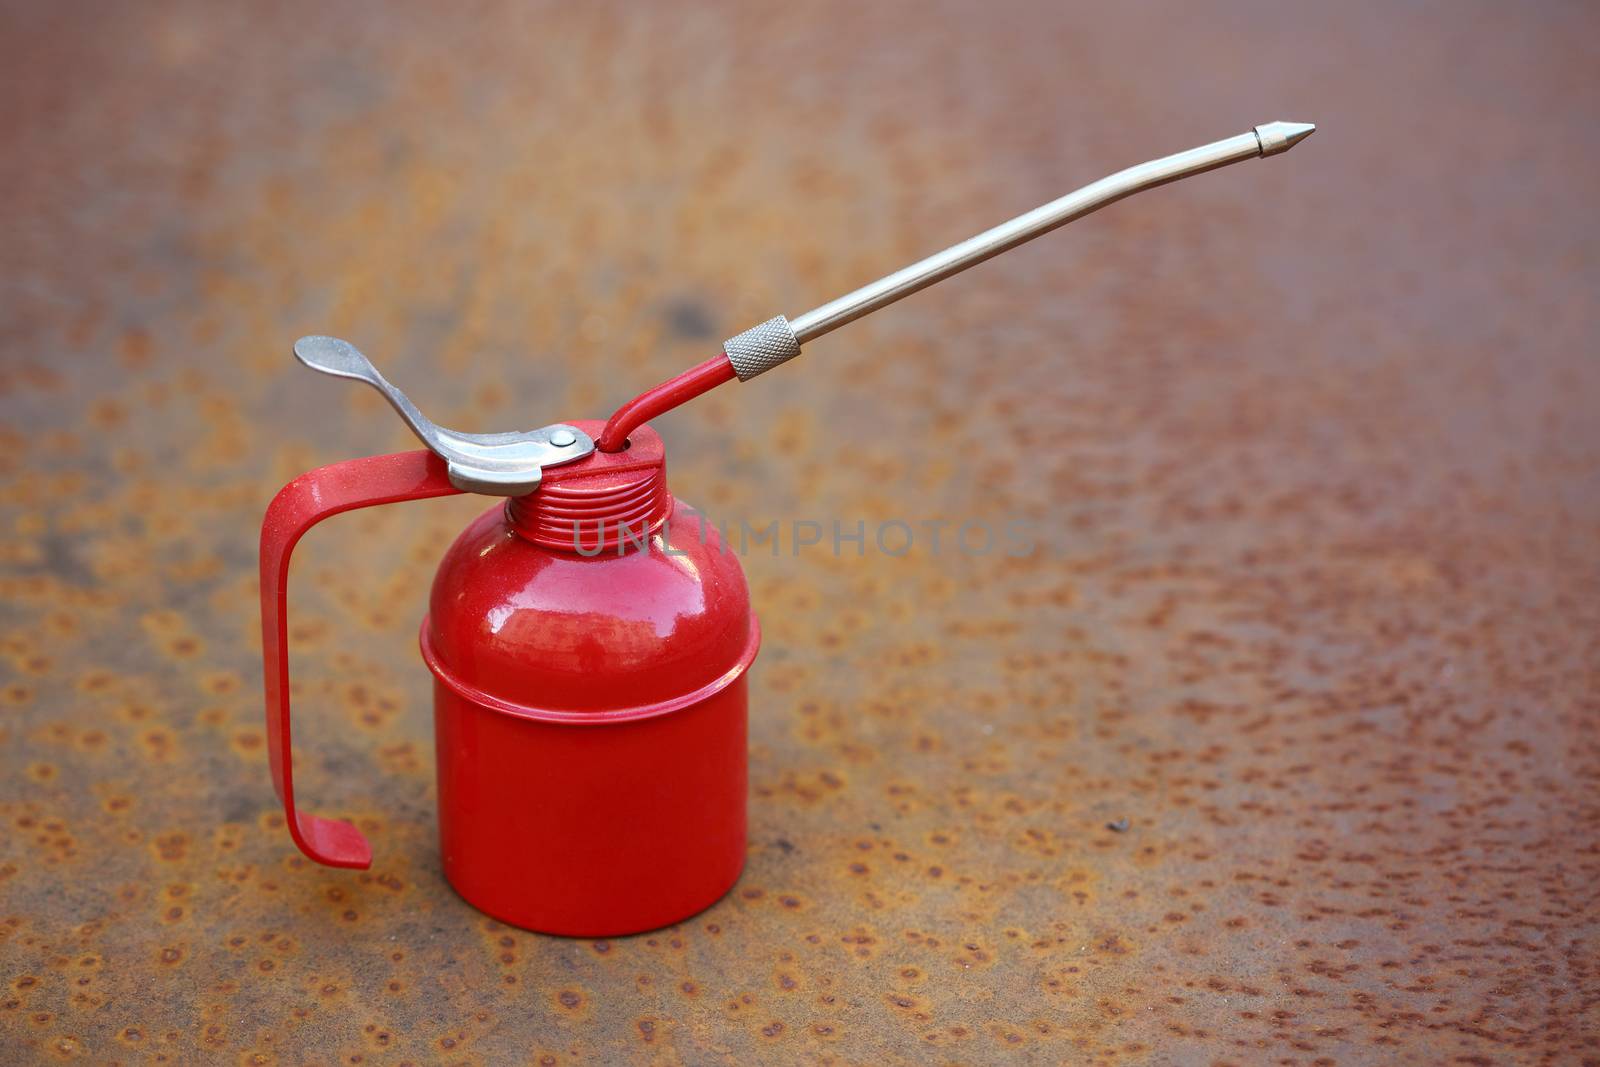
260;450;462;867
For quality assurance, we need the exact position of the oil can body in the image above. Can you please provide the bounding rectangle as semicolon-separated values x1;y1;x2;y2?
261;425;757;936
421;492;758;936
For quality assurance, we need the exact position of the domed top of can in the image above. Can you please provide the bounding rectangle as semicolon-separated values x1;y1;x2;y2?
420;422;759;722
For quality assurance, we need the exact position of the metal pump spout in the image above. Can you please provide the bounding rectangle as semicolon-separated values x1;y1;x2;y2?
722;120;1318;379
597;119;1317;452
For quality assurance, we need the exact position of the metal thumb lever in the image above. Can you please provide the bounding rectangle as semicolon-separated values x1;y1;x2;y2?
293;336;595;495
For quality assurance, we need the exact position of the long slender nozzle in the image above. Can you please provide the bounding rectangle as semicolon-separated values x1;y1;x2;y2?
597;120;1315;450
721;120;1316;378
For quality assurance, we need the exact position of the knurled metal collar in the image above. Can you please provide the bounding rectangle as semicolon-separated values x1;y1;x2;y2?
723;316;802;381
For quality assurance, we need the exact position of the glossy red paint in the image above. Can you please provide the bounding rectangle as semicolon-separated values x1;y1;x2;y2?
596;351;736;452
260;449;463;868
259;422;759;935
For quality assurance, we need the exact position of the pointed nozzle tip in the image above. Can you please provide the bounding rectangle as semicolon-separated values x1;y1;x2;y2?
1254;120;1317;157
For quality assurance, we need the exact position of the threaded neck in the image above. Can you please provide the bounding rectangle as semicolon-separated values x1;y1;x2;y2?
507;465;671;553
503;421;672;554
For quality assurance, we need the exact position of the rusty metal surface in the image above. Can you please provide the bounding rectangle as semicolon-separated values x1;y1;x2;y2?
3;1;1599;1063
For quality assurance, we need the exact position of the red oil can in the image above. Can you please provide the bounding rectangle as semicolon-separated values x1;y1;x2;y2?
261;122;1315;936
261;419;757;936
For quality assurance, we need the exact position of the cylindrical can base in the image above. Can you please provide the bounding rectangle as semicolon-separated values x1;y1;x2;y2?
431;678;749;937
